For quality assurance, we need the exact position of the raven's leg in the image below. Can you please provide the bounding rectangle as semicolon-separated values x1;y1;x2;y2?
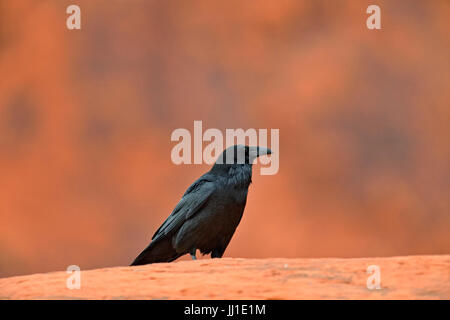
211;247;225;258
189;247;197;260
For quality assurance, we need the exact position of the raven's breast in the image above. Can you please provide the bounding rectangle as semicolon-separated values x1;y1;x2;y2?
172;184;249;255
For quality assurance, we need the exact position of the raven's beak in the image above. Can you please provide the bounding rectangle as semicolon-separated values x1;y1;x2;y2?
256;146;272;157
248;146;271;163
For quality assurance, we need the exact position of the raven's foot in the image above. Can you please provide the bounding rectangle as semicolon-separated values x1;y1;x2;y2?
211;248;224;258
190;248;197;260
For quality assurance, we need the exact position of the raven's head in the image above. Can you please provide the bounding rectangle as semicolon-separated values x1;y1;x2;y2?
215;145;272;165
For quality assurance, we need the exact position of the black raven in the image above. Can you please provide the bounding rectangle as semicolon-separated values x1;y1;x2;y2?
131;145;272;265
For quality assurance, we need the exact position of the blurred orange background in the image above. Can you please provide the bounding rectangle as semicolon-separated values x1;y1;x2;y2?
0;0;449;277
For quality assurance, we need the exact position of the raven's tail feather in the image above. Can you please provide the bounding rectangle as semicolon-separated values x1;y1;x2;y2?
131;238;182;266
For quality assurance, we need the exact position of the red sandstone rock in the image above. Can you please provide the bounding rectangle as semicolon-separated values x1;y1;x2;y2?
0;255;449;300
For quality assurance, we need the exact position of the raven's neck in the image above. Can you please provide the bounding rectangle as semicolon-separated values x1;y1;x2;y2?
210;163;253;188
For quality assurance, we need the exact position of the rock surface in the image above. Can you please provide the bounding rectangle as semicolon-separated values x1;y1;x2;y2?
1;255;449;299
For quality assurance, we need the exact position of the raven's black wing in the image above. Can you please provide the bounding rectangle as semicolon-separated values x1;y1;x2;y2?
151;174;216;243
